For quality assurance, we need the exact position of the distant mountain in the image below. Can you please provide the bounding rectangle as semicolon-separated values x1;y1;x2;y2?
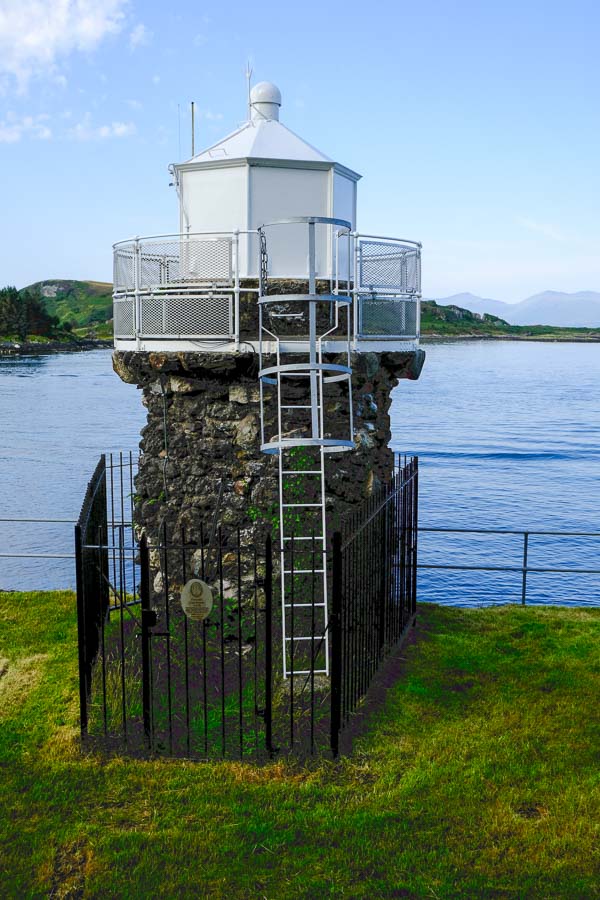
432;291;600;328
434;293;512;320
25;280;113;337
510;291;600;327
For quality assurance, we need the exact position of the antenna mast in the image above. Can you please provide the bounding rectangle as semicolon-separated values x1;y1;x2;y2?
191;101;195;156
245;61;253;121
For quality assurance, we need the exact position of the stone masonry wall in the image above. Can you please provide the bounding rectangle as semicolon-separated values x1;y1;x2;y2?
113;347;425;560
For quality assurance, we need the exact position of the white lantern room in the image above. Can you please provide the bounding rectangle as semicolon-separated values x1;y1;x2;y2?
112;79;422;354
171;82;360;280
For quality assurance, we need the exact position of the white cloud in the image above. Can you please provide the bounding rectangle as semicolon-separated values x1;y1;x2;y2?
68;112;135;140
129;23;151;50
0;0;128;91
0;112;52;142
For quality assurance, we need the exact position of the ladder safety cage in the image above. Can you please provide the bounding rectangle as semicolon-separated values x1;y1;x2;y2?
257;217;355;680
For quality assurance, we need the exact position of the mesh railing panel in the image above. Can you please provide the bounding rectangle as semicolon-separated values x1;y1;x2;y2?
359;296;419;338
113;238;233;291
139;295;233;337
114;250;135;292
140;297;164;334
164;295;232;335
359;241;421;294
113;298;135;337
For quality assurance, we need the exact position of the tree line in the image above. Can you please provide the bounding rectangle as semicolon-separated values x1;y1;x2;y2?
0;286;63;341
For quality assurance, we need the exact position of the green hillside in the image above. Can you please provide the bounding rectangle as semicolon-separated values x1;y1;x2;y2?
27;280;113;339
14;284;600;344
421;300;600;340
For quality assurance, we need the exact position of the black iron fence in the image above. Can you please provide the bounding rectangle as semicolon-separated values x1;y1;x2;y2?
417;526;600;606
75;454;419;760
330;458;418;754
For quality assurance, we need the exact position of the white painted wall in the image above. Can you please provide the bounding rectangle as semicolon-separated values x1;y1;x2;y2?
179;165;248;234
332;171;357;281
177;162;358;279
249;166;330;278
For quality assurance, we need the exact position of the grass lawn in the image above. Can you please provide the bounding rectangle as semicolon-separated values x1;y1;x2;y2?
0;591;598;898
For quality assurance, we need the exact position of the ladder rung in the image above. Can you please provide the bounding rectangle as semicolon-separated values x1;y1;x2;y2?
281;536;323;542
281;470;322;475
284;602;326;608
284;569;324;575
282;503;322;508
285;669;328;676
285;636;320;641
280;405;319;410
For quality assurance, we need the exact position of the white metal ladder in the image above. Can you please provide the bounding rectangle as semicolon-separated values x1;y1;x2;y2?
279;443;328;678
257;216;354;679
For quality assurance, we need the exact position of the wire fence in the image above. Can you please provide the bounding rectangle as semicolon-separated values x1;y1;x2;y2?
2;521;600;607
417;527;600;606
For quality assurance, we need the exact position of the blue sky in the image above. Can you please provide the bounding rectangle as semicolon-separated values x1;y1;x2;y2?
1;0;598;301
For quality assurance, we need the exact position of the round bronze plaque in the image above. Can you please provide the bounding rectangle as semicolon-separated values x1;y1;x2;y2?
180;579;213;622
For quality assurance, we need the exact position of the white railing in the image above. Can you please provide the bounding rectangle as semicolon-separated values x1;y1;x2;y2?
112;229;421;345
113;233;239;291
114;293;233;340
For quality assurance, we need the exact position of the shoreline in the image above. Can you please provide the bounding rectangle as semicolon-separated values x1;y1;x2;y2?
421;332;600;343
0;338;113;356
1;333;598;354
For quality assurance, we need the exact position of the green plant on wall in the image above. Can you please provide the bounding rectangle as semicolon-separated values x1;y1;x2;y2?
247;448;321;537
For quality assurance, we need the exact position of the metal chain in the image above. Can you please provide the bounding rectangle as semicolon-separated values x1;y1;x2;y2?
259;229;269;293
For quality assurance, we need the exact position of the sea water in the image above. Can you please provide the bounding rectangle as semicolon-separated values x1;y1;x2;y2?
1;342;598;603
391;340;600;605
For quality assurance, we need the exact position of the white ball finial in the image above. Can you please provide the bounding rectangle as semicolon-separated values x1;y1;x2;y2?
250;81;282;121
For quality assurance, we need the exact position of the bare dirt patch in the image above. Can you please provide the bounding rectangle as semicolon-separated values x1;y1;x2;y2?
0;654;47;720
48;839;91;899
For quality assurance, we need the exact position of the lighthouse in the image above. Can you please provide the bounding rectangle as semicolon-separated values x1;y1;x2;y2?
112;78;424;679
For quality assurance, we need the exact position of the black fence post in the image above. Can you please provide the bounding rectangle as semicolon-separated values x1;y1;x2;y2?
378;486;389;655
330;530;343;758
75;523;88;737
140;534;152;748
412;458;419;618
521;531;529;605
264;533;273;757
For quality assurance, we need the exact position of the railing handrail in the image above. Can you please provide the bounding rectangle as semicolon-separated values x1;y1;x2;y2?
113;230;259;249
0;517;75;523
419;526;600;537
355;233;422;248
113;229;421;247
417;524;600;605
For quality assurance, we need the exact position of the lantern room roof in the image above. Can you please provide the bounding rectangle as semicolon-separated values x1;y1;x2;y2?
175;83;361;181
188;119;333;165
